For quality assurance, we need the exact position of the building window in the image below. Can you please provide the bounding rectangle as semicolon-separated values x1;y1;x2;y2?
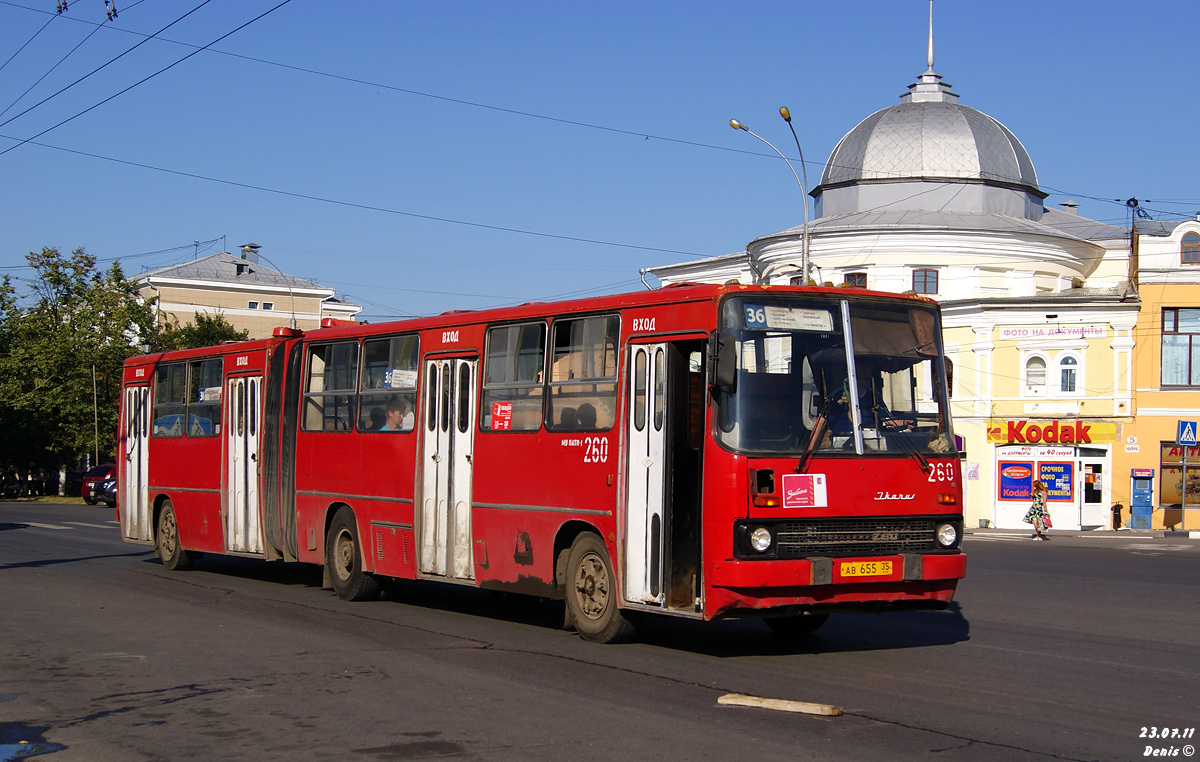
912;269;938;294
843;272;867;288
1025;355;1047;397
1058;355;1078;394
1183;233;1200;265
248;301;259;309
1162;308;1200;386
262;302;274;311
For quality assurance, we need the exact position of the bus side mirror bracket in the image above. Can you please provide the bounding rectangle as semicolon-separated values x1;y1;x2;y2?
710;332;737;390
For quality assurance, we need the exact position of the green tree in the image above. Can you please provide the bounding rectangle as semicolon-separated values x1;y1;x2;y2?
0;247;156;477
151;312;249;351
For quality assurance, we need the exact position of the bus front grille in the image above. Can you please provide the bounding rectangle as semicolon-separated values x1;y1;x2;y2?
773;518;938;557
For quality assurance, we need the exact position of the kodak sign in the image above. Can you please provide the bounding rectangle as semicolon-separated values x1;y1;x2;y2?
986;419;1118;445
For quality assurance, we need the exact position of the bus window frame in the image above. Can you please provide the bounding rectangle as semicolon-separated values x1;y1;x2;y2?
302;340;360;433
480;320;548;433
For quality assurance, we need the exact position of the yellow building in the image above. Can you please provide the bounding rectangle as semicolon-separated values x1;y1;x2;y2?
138;250;361;340
1113;216;1200;530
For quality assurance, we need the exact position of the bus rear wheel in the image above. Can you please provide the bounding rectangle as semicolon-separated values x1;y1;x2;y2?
565;532;635;644
326;507;380;602
764;614;829;637
156;500;193;571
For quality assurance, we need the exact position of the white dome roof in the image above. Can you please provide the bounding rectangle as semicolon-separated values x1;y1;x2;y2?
819;71;1039;192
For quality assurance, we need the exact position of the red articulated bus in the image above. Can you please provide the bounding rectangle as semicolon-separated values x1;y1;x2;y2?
118;283;965;642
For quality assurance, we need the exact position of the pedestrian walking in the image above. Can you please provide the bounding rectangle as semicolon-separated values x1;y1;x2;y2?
1023;480;1052;540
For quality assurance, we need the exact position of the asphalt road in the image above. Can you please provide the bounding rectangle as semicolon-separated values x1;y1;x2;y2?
1;502;1197;762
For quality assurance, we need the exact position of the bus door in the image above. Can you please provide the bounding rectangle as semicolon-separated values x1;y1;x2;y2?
419;357;477;580
626;343;668;604
625;341;705;610
225;375;263;554
121;384;152;541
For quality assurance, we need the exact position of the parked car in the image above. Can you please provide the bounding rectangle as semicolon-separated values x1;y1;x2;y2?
96;473;117;509
81;464;116;505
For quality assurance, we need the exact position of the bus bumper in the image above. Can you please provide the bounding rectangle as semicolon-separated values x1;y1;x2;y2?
706;553;966;618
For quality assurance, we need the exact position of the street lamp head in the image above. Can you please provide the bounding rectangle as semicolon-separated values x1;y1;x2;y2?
729;119;747;131
240;242;261;253
779;106;792;123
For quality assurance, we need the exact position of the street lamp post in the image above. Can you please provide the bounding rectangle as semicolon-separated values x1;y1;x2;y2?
729;115;810;285
240;243;298;330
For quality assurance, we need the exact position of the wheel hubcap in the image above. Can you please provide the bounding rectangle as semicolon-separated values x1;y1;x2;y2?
334;530;354;580
574;551;608;620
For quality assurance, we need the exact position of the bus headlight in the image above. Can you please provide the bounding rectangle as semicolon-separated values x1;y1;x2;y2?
936;522;958;548
749;526;773;553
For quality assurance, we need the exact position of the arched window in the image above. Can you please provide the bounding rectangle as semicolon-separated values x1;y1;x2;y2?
1025;356;1047;396
1183;232;1200;265
1058;355;1078;393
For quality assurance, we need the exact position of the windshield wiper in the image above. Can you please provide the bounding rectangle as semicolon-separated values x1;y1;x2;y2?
796;370;829;474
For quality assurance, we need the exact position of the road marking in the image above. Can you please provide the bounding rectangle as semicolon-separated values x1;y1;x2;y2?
718;693;843;717
23;522;71;530
66;522;118;529
1124;543;1189;552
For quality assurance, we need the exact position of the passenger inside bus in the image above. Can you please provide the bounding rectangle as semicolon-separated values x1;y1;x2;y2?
381;398;414;432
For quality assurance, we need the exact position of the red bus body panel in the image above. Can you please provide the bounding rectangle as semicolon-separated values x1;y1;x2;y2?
118;283;964;627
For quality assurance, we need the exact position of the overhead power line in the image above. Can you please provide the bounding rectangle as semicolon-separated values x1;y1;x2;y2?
0;0;217;132
0;135;711;259
0;0;295;159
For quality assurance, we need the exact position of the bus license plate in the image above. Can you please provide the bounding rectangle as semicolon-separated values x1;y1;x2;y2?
840;560;893;578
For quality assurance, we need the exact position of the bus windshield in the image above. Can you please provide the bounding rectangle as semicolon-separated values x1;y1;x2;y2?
716;295;955;457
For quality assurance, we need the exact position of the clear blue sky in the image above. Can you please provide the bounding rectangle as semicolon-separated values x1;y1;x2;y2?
2;0;1197;319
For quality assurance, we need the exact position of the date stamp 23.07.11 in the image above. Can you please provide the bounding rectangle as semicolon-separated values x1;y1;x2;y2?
1140;727;1195;757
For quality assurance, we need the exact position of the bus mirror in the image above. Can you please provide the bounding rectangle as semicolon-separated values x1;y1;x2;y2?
714;333;737;389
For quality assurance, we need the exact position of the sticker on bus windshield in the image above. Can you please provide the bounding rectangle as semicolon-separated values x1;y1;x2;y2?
744;305;834;332
782;473;828;509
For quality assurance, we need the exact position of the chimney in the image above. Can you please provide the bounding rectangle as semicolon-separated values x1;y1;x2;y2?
240;242;261;265
1058;200;1079;216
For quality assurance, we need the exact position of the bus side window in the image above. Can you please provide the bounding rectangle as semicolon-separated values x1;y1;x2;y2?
481;322;546;432
188;358;222;437
152;362;187;438
302;341;358;432
359;334;419;432
546;314;619;432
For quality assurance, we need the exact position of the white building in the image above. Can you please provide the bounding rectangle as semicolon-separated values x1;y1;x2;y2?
649;46;1139;530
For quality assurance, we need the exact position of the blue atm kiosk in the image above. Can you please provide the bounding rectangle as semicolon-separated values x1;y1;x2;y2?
1130;469;1154;529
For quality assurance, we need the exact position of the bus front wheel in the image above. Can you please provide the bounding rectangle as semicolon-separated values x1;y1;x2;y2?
326;507;380;602
565;532;635;644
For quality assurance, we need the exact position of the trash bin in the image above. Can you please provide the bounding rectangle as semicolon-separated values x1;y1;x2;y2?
1111;502;1123;530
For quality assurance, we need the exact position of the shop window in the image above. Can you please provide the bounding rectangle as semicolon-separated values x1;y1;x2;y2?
912;269;938;294
1183;232;1200;265
1161;308;1200;387
843;272;867;288
1024;355;1047;397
